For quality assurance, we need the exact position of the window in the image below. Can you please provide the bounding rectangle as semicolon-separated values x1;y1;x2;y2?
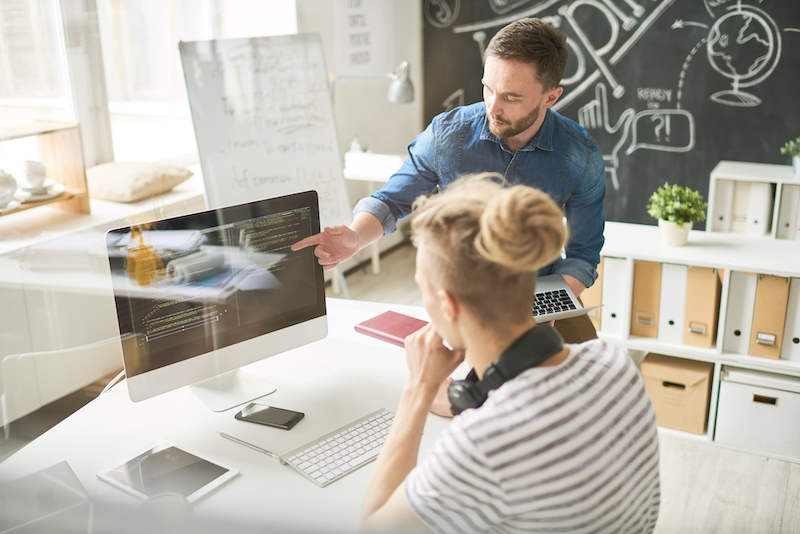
0;0;71;166
0;0;69;114
0;0;297;165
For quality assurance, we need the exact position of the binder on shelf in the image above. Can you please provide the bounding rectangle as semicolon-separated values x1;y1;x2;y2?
581;257;604;331
729;181;751;234
749;274;790;360
599;257;627;337
710;179;735;232
683;266;721;348
781;278;800;361
657;263;688;345
745;182;774;236
795;188;800;240
776;184;800;240
630;260;661;338
722;271;757;356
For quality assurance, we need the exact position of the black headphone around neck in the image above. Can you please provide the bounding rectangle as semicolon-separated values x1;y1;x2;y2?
448;325;564;416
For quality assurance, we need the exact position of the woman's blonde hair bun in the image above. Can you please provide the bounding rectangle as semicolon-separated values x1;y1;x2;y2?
475;182;567;273
410;173;568;322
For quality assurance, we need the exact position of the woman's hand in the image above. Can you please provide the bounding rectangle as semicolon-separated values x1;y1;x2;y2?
404;324;465;395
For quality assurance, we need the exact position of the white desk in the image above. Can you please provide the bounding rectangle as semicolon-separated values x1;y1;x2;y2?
0;298;449;533
343;152;404;275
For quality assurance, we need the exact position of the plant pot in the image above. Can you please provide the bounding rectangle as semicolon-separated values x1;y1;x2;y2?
793;156;800;177
659;219;691;246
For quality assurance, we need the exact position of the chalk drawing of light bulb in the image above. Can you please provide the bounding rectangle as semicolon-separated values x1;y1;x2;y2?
706;3;781;107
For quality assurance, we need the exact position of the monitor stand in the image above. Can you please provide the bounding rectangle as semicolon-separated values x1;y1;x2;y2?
188;369;276;412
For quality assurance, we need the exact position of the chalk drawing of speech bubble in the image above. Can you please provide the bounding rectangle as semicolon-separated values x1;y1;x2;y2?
626;109;695;154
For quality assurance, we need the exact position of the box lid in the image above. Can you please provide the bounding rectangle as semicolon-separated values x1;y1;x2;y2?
721;366;800;394
640;354;713;387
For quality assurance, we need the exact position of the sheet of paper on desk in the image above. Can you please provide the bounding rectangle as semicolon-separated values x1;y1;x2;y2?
354;310;428;347
0;461;90;531
343;152;404;181
16;231;109;271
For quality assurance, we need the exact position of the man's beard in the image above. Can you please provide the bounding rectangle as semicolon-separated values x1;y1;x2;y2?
488;105;540;139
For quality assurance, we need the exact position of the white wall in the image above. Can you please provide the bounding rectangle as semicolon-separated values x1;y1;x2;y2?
296;0;424;273
295;0;424;160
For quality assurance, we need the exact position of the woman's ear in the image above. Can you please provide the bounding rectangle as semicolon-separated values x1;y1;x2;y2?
437;289;459;322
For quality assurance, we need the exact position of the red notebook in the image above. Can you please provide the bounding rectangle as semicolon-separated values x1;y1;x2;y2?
354;311;428;347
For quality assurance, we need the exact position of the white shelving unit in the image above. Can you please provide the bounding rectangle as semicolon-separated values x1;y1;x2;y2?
596;222;800;461
707;160;800;238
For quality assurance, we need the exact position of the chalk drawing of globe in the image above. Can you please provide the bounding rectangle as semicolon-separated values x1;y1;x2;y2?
706;5;781;107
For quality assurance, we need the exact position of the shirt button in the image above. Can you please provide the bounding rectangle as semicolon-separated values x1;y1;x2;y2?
509;164;516;171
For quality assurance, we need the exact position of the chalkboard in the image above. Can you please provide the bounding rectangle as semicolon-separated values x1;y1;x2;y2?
179;33;351;228
423;0;800;228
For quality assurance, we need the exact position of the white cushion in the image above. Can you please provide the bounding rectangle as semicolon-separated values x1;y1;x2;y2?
86;162;193;202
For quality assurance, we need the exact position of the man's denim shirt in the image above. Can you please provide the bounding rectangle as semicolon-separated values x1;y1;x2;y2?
353;103;606;288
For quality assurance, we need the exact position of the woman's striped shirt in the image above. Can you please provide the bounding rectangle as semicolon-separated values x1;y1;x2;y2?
406;339;660;534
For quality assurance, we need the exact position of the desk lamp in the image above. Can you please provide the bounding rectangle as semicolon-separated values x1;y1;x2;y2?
386;61;414;104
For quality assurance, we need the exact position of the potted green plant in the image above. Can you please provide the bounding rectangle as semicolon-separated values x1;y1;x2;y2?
780;135;800;176
646;182;708;246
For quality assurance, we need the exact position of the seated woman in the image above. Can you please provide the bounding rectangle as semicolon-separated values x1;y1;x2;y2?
360;174;660;533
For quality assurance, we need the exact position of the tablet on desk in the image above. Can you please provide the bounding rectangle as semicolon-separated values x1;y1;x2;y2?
97;440;238;503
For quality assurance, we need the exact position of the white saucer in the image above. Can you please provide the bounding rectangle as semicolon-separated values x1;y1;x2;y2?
0;200;21;213
15;183;66;203
20;178;55;194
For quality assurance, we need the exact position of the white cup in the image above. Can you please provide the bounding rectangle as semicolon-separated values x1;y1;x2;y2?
0;169;17;198
0;188;12;209
20;160;47;189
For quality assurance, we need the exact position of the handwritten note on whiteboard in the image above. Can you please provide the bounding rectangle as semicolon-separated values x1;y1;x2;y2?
179;34;351;228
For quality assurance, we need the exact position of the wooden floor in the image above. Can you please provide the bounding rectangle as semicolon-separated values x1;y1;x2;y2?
330;241;800;534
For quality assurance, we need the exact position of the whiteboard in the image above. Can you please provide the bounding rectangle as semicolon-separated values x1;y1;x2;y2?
179;33;351;228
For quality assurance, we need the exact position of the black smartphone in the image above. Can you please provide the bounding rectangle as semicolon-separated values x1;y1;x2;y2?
234;403;304;430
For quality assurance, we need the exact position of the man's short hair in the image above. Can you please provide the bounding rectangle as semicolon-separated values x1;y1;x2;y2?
484;18;569;90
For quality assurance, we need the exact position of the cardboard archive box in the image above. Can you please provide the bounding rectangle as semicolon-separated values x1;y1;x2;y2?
640;354;713;434
715;367;800;459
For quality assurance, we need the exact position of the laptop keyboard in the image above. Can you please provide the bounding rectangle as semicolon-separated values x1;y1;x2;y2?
533;289;576;317
283;409;393;487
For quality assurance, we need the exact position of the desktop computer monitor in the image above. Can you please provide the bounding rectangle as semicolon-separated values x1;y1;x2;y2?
104;191;327;411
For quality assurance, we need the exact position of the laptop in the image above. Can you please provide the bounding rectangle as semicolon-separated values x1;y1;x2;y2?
532;274;601;323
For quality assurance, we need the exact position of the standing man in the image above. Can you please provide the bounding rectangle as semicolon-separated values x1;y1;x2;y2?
294;18;605;343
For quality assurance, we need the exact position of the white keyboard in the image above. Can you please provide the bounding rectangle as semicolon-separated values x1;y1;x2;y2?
283;409;394;487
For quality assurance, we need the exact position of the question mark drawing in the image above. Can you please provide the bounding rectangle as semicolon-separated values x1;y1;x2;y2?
627;110;692;155
651;114;665;142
